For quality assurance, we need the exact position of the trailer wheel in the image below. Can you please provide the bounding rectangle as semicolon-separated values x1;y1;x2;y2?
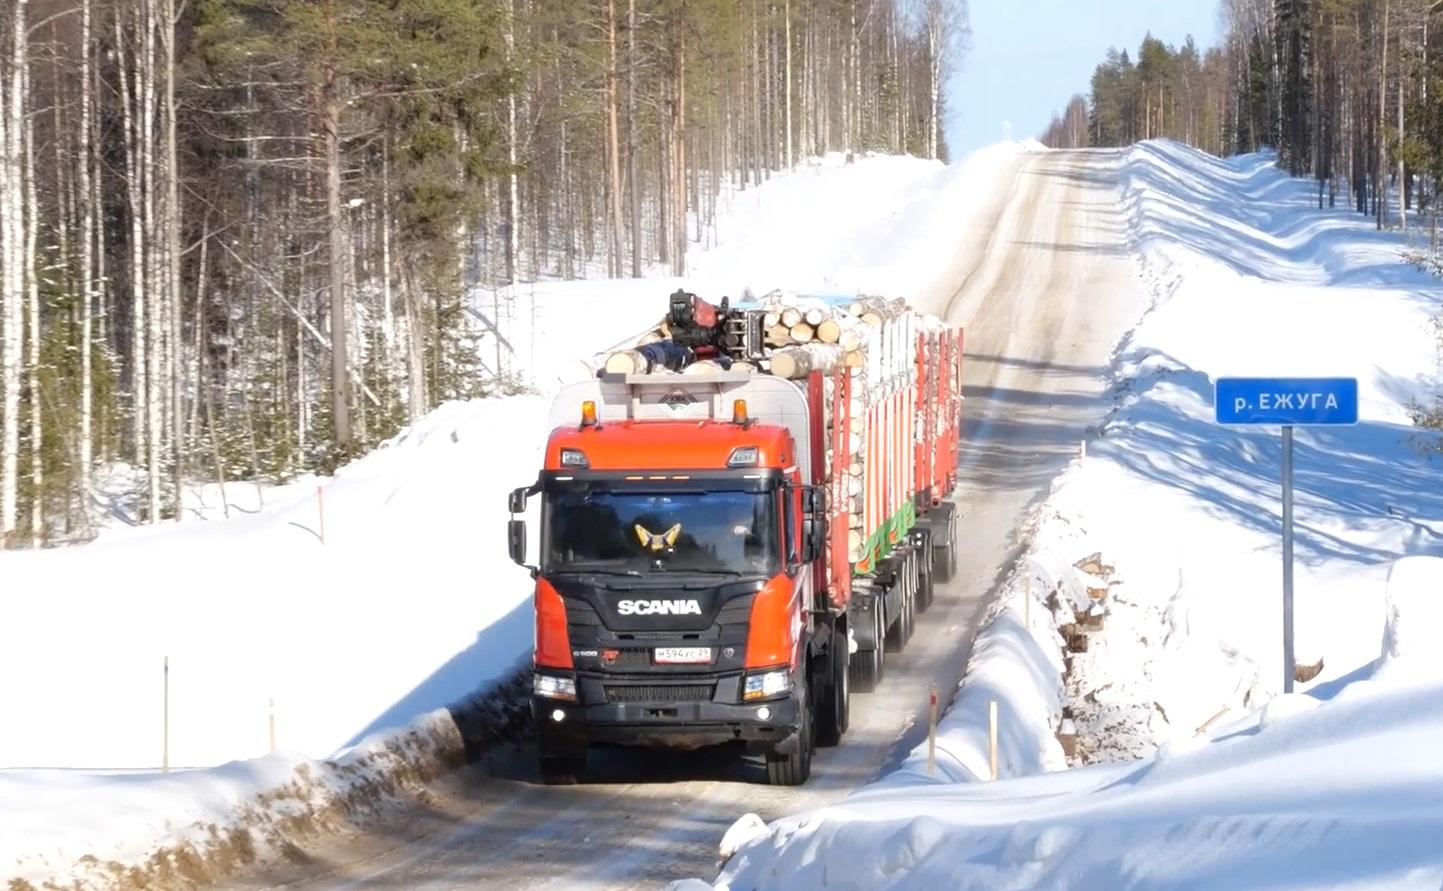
816;620;850;747
934;513;959;584
902;550;917;644
765;682;813;785
851;600;885;692
887;551;916;651
916;531;935;612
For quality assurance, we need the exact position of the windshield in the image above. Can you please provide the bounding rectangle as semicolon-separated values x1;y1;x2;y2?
543;487;780;576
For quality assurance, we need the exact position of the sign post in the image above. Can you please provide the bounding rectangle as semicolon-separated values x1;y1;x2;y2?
1215;377;1358;693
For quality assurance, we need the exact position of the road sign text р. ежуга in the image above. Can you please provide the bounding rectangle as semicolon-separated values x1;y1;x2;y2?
1214;377;1359;426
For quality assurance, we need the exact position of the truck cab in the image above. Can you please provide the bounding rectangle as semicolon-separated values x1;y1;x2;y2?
507;372;833;785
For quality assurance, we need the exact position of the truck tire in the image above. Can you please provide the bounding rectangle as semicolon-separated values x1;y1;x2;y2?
887;551;915;651
537;727;587;785
816;621;850;747
934;513;958;584
916;530;935;612
765;683;813;785
904;550;917;642
851;599;885;692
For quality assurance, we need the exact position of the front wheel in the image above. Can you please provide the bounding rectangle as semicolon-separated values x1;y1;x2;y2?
538;726;587;785
816;622;850;747
765;684;814;785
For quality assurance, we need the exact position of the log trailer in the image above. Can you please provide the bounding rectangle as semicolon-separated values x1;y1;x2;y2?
506;290;964;785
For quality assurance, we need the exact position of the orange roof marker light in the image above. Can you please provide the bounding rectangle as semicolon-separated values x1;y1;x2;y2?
581;400;598;427
733;399;749;425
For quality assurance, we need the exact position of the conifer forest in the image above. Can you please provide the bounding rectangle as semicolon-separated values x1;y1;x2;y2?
1043;0;1443;240
0;0;968;546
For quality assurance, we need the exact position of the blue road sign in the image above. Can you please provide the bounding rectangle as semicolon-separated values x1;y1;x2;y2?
1215;377;1358;426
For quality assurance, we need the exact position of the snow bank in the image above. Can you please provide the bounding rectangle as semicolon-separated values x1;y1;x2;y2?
0;395;550;771
704;671;1443;891
683;139;1443;889
876;552;1075;788
1;707;476;891
1379;555;1443;678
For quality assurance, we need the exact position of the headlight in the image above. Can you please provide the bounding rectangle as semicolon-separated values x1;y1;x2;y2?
743;668;793;701
727;446;759;467
534;672;577;701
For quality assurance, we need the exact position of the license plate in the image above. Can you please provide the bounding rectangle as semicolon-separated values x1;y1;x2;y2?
654;647;712;665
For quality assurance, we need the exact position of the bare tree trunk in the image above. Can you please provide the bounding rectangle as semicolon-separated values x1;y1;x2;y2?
0;0;17;543
1378;0;1389;231
785;0;794;167
323;0;351;451
163;0;182;519
79;0;94;528
842;0;854;150
402;265;427;421
23;50;40;546
505;0;519;286
675;27;686;272
142;0;162;522
627;0;641;276
605;0;624;278
115;9;149;520
926;3;942;160
1397;47;1406;231
380;135;394;401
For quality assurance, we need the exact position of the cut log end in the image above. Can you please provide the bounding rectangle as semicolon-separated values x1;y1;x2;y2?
604;352;639;375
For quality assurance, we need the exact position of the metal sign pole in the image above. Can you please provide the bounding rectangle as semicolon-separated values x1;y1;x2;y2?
1215;377;1356;698
1281;425;1295;694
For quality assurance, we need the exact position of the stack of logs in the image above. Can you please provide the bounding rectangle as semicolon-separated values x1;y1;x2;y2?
601;293;910;381
601;292;942;568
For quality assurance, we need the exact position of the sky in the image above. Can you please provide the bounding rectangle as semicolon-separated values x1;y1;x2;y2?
944;0;1221;159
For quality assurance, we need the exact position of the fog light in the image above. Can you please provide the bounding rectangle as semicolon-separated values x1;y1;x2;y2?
551;708;566;722
756;706;772;721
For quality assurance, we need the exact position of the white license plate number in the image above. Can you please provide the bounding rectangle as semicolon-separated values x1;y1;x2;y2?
654;647;712;665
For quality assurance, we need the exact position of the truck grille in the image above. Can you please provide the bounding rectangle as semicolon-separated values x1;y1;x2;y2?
604;683;715;704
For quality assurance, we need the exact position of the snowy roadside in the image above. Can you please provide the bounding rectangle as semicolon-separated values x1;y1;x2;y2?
2;676;530;891
687;139;1443;890
1;142;1041;891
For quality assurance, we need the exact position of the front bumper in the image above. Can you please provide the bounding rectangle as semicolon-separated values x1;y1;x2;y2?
532;691;801;751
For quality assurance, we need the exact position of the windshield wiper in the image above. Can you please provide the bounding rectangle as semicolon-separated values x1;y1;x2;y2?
553;566;644;577
656;568;750;577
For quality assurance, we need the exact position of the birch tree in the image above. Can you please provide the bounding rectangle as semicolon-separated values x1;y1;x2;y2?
1;0;26;544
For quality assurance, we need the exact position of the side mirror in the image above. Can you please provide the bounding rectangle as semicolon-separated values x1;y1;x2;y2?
508;486;530;515
507;519;528;566
806;516;827;563
803;486;825;515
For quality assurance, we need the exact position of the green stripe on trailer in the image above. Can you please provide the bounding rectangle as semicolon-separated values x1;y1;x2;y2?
853;502;918;574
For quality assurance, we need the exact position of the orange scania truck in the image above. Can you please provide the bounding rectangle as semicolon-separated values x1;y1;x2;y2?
507;291;963;785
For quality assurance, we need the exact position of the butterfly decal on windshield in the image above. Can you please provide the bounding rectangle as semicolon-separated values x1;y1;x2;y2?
634;522;682;552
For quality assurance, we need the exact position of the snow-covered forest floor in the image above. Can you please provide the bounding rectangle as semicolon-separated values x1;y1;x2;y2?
693;140;1443;890
0;142;1039;890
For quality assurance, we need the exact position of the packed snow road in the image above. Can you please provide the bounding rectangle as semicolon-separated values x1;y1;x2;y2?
239;149;1146;891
